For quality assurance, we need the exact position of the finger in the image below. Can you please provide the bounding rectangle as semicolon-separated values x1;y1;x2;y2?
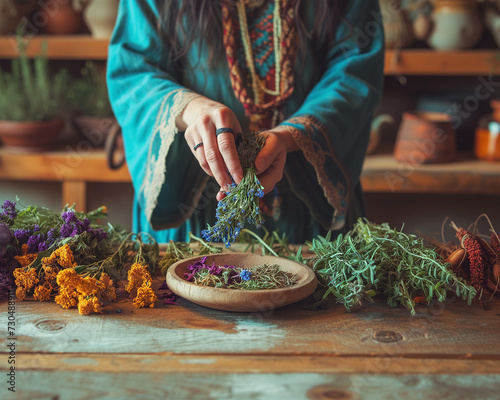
257;153;286;194
199;117;234;192
185;127;214;178
254;133;276;174
216;189;227;202
214;112;244;184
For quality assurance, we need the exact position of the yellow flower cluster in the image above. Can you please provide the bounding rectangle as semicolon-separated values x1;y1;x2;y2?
13;268;39;300
42;244;77;269
14;244;37;268
126;262;157;308
33;285;52;302
133;282;157;308
55;269;116;315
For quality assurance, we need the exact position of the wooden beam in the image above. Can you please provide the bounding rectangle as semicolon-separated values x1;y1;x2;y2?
0;148;131;183
384;50;500;76
0;35;109;60
361;154;500;194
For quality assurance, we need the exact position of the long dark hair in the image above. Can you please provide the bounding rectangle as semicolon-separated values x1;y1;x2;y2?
158;0;351;68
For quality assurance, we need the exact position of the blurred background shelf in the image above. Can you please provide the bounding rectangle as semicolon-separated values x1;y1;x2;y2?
361;153;500;194
0;35;109;60
384;49;500;75
2;36;500;76
1;149;499;211
0;148;130;210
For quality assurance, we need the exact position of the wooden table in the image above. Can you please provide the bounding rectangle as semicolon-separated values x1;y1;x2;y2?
2;280;500;400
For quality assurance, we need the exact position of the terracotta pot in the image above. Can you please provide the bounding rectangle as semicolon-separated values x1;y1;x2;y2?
426;0;483;50
43;0;84;35
71;114;115;147
75;0;119;39
475;100;500;162
0;0;38;35
0;118;64;152
380;0;414;49
394;111;456;164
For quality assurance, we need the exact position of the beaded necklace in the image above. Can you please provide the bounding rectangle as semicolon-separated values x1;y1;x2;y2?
222;0;298;131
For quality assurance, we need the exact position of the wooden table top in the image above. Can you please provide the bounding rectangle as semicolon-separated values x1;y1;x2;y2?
2;275;500;400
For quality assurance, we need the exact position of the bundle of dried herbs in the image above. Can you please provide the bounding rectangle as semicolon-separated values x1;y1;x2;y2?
310;218;476;315
448;215;500;302
202;131;266;246
1;200;160;313
185;257;297;290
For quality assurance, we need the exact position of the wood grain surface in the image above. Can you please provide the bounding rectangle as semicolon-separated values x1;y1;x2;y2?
1;280;499;399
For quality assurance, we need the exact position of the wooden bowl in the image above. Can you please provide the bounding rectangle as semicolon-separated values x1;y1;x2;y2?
166;253;317;312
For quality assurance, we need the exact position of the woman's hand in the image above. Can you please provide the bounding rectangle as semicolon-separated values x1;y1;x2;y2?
179;97;244;200
254;131;287;195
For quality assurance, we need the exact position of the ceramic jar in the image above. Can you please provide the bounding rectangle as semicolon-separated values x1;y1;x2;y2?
380;0;414;49
484;4;500;49
0;118;64;152
44;0;84;35
426;0;483;50
475;100;500;162
394;111;457;164
74;0;119;38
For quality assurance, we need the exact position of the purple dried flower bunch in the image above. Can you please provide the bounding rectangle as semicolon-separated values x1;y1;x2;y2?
202;131;266;247
0;222;16;299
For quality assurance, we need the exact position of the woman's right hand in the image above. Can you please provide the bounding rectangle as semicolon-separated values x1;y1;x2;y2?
178;96;244;201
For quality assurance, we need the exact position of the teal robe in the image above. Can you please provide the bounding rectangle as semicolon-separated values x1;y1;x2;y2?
106;0;384;243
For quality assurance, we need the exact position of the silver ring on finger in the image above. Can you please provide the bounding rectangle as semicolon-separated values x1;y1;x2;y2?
215;127;233;137
193;142;204;151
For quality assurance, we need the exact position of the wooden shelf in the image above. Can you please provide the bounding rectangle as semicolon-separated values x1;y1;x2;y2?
1;36;500;75
0;148;130;211
0;35;109;60
361;153;500;194
2;148;500;200
384;49;500;76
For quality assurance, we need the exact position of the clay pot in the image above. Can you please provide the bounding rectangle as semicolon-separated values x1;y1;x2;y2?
71;114;115;147
394;111;456;164
380;0;414;49
475;100;500;162
74;0;119;39
0;0;38;35
0;118;64;152
425;0;483;50
43;0;84;35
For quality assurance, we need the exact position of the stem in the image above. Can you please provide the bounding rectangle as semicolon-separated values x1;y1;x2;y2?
241;228;279;257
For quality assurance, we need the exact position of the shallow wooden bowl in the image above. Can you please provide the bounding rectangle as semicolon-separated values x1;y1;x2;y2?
166;253;317;312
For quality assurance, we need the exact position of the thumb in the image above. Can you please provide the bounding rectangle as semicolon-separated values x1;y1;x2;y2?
254;155;268;174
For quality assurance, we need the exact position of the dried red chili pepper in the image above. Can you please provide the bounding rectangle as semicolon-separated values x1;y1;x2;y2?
456;229;487;291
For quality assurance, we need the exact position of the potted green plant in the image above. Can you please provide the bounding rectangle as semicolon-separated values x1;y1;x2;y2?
69;61;115;147
0;35;68;151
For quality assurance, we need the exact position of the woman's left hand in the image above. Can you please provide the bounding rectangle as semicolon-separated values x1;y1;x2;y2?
254;132;287;195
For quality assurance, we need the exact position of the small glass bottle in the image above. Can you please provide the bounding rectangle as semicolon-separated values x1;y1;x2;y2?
475;100;500;162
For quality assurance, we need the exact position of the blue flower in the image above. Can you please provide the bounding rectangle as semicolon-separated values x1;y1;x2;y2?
239;269;252;281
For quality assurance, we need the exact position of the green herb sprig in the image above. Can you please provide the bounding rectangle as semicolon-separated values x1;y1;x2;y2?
202;131;266;246
310;218;477;314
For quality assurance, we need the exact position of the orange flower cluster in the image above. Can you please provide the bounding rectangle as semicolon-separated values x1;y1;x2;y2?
14;245;80;302
126;262;157;308
13;268;39;301
14;244;37;268
42;244;77;269
55;269;116;315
